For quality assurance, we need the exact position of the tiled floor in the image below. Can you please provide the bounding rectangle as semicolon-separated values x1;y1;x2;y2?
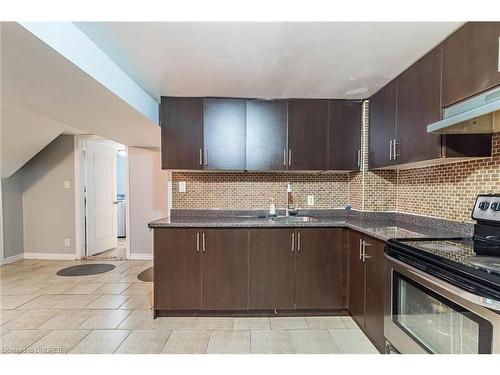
0;255;378;354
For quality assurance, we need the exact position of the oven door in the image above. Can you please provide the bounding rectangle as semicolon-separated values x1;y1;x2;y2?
385;255;500;354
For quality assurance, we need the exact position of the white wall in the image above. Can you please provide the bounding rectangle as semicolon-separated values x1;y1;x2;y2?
22;135;76;259
128;147;167;259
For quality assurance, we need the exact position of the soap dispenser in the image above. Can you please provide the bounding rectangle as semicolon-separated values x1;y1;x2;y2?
269;198;276;217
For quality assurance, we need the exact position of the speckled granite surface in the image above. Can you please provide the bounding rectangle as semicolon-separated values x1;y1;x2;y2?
148;209;473;242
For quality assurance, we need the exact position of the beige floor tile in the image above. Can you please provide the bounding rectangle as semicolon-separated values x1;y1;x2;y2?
270;317;308;330
118;295;152;309
1;295;38;309
27;329;90;354
195;317;234;330
0;330;50;354
234;317;270;330
290;330;339;354
117;309;162;330
39;282;75;294
15;294;67;309
86;295;130;309
2;309;62;330
305;316;346;329
52;294;101;309
159;317;198;330
79;309;132;329
62;282;104;295
38;310;98;330
0;325;11;337
121;283;153;295
206;330;250;354
95;283;132;294
1;282;49;295
115;330;171;354
69;329;131;354
161;330;211;354
251;330;295;354
340;316;358;329
328;328;379;354
0;309;28;324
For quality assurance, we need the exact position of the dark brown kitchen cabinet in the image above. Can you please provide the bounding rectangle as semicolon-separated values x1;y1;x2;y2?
160;97;203;170
201;229;249;310
442;22;500;107
396;47;442;165
246;100;288;171
328;100;362;170
154;228;202;310
249;228;295;310
288;100;329;170
347;230;385;353
369;80;397;169
295;228;344;309
203;98;247;170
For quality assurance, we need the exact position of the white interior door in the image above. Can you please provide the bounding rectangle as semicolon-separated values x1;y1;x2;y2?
85;140;117;255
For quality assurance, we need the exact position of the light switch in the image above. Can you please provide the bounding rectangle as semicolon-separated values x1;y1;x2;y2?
64;180;71;189
179;181;186;193
64;239;71;247
307;195;315;206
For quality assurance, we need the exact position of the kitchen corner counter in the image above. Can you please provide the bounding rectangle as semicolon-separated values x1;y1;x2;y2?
148;209;473;242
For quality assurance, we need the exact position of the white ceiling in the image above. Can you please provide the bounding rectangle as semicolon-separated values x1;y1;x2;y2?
76;22;463;100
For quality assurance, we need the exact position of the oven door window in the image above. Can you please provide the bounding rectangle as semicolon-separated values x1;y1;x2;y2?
393;272;492;354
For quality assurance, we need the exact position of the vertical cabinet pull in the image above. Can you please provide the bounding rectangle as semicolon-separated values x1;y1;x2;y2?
202;233;206;252
357;149;361;167
362;241;371;262
204;149;208;166
297;232;301;252
288;149;292;167
359;239;363;260
196;232;200;252
393;139;398;160
199;148;203;166
291;233;295;252
389;140;393;160
283;149;287;167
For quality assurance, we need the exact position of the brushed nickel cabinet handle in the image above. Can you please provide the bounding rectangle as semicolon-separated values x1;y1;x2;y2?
393;139;399;160
202;233;206;252
204;149;208;166
389;140;393;160
196;232;200;252
297;232;301;252
359;239;363;260
291;233;295;253
357;149;361;167
362;241;371;262
288;149;292;167
283;149;287;167
199;148;203;166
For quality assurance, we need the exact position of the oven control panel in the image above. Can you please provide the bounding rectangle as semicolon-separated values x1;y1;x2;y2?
472;194;500;222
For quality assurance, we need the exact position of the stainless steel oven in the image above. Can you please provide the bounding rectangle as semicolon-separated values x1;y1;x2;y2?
385;255;500;354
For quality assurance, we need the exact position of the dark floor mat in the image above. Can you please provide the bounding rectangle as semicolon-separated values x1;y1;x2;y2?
57;264;115;276
137;267;153;282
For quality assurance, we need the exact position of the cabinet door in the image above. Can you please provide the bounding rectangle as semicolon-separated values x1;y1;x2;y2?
369;80;397;169
442;22;500;107
248;228;295;310
203;98;246;170
246;100;288;171
288;100;329;170
295;228;343;309
348;231;365;328
201;229;249;310
154;228;201;310
397;47;442;164
328;100;362;170
160;97;203;170
363;237;386;353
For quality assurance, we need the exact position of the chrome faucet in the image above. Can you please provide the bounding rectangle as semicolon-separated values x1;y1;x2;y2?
286;182;292;216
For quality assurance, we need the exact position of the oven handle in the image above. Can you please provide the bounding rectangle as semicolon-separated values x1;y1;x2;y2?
386;254;500;312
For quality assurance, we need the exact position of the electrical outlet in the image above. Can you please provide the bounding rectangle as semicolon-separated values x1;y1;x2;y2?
64;239;71;247
307;195;315;206
64;180;71;189
179;181;186;193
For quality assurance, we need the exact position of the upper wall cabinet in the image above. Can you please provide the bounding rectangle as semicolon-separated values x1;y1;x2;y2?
396;47;442;165
288;99;329;170
442;22;500;107
328;100;362;170
203;98;247;170
369;80;397;169
161;97;204;170
246;100;288;171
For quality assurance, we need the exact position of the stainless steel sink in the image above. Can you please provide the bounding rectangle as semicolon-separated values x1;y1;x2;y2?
267;215;319;223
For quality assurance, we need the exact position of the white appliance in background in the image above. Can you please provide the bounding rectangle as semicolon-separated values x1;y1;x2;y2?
117;195;126;238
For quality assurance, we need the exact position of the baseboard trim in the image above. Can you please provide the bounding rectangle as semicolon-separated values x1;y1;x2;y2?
23;252;76;260
0;253;24;265
128;253;153;261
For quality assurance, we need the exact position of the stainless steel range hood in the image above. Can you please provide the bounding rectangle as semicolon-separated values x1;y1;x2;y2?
427;86;500;134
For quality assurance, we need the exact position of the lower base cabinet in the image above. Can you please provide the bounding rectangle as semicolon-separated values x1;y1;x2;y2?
348;230;386;352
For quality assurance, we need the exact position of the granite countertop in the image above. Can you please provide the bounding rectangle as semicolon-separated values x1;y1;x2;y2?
148;209;473;242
